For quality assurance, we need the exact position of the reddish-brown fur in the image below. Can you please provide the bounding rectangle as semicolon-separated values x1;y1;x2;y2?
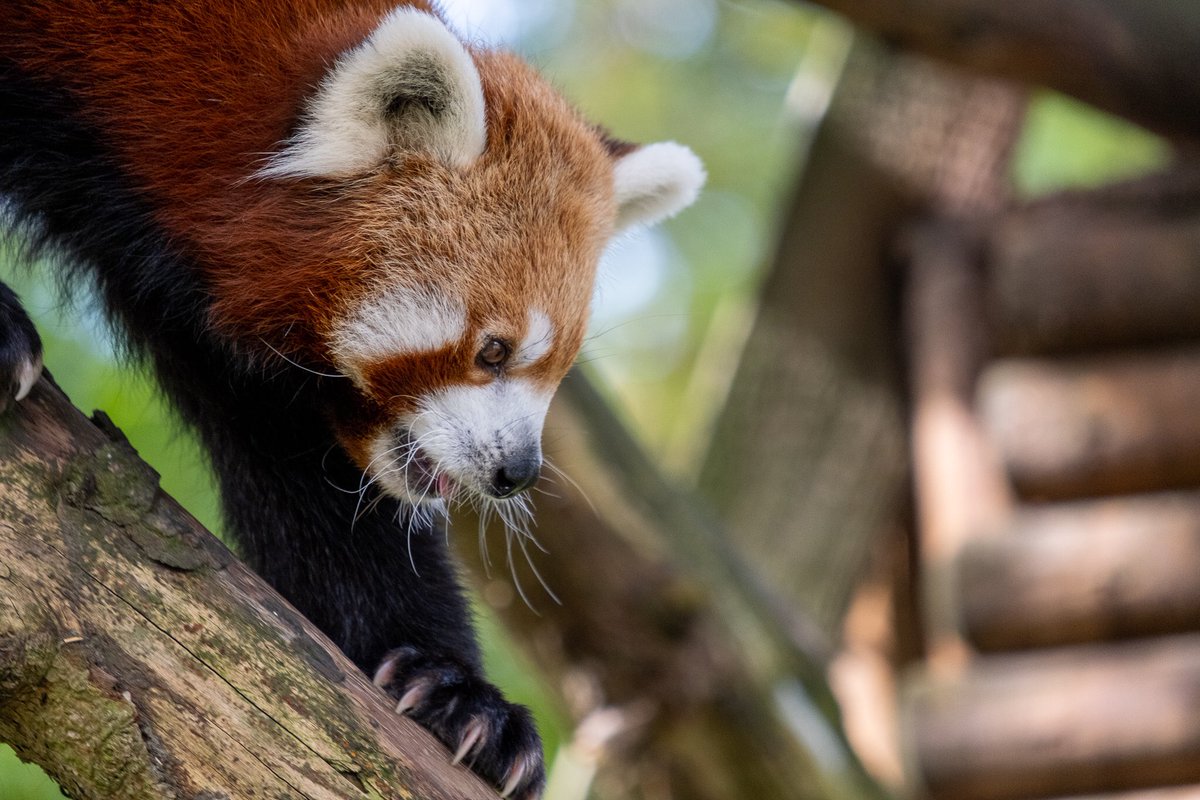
6;0;617;466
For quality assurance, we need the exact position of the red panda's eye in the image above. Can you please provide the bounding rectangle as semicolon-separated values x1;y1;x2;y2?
476;338;510;371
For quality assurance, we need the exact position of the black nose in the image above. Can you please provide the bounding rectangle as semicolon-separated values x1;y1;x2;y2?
490;458;540;498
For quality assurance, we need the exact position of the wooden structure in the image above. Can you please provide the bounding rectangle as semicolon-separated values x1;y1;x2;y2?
901;176;1200;799
783;3;1200;798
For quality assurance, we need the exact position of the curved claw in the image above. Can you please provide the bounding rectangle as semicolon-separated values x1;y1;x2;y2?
373;648;546;799
14;354;42;402
501;754;535;798
453;716;488;765
395;678;432;715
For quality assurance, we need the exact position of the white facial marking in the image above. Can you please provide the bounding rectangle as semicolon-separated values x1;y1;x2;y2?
332;284;466;381
613;142;706;231
512;309;555;367
407;378;552;496
258;8;486;178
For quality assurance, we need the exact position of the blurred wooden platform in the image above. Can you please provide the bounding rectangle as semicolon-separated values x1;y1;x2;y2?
901;172;1200;800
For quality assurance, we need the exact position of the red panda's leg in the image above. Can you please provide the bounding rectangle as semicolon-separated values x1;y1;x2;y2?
0;283;43;412
372;647;545;799
210;424;546;800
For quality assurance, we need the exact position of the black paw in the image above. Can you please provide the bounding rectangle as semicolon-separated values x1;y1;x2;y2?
0;285;42;414
373;647;545;799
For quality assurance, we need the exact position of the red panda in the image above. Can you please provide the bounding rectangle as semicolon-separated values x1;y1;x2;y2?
0;1;702;796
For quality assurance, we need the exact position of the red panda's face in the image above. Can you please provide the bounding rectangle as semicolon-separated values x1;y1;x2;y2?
253;8;703;508
323;115;609;505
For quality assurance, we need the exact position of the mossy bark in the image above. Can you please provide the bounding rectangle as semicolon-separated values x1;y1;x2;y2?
0;376;495;800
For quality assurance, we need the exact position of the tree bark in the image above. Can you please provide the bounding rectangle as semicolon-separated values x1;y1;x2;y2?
0;376;496;800
801;0;1200;142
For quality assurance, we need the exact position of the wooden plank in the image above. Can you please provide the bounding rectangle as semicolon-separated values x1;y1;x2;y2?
906;221;1014;668
905;636;1200;800
958;493;1200;650
980;350;1200;499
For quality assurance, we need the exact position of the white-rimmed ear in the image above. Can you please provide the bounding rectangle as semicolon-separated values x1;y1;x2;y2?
259;8;486;178
613;142;705;231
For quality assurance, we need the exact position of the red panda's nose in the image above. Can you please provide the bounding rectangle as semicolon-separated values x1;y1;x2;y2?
490;458;540;498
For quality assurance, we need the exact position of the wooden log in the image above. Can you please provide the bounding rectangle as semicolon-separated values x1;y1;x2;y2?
958;493;1200;651
905;221;1014;668
987;208;1200;355
0;376;495;800
695;39;1026;641
1049;787;1200;800
800;0;1200;143
905;636;1200;800
979;350;1200;499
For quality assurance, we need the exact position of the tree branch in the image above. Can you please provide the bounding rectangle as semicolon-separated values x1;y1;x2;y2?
0;376;495;800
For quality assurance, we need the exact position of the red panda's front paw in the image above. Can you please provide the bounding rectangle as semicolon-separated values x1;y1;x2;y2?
374;647;545;800
0;285;43;414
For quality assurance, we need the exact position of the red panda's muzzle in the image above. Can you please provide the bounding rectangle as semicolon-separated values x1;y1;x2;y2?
359;377;553;509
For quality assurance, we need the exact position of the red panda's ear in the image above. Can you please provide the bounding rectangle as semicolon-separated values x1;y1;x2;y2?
612;142;706;232
259;9;486;178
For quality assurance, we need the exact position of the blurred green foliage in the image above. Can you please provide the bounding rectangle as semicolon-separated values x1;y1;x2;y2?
0;0;1173;796
1012;91;1171;197
0;747;63;800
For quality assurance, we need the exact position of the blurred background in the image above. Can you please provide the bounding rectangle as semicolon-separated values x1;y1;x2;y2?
3;0;1195;798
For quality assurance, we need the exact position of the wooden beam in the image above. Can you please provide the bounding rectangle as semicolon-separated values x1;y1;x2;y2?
906;636;1200;800
802;0;1200;142
987;201;1200;356
980;350;1200;499
905;221;1014;668
695;40;909;643
698;38;1021;647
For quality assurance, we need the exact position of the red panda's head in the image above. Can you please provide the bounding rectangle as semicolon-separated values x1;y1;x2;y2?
253;8;703;507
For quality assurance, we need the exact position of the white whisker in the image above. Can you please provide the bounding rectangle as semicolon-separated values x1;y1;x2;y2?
504;525;538;614
259;338;347;379
514;524;560;606
543;458;596;515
